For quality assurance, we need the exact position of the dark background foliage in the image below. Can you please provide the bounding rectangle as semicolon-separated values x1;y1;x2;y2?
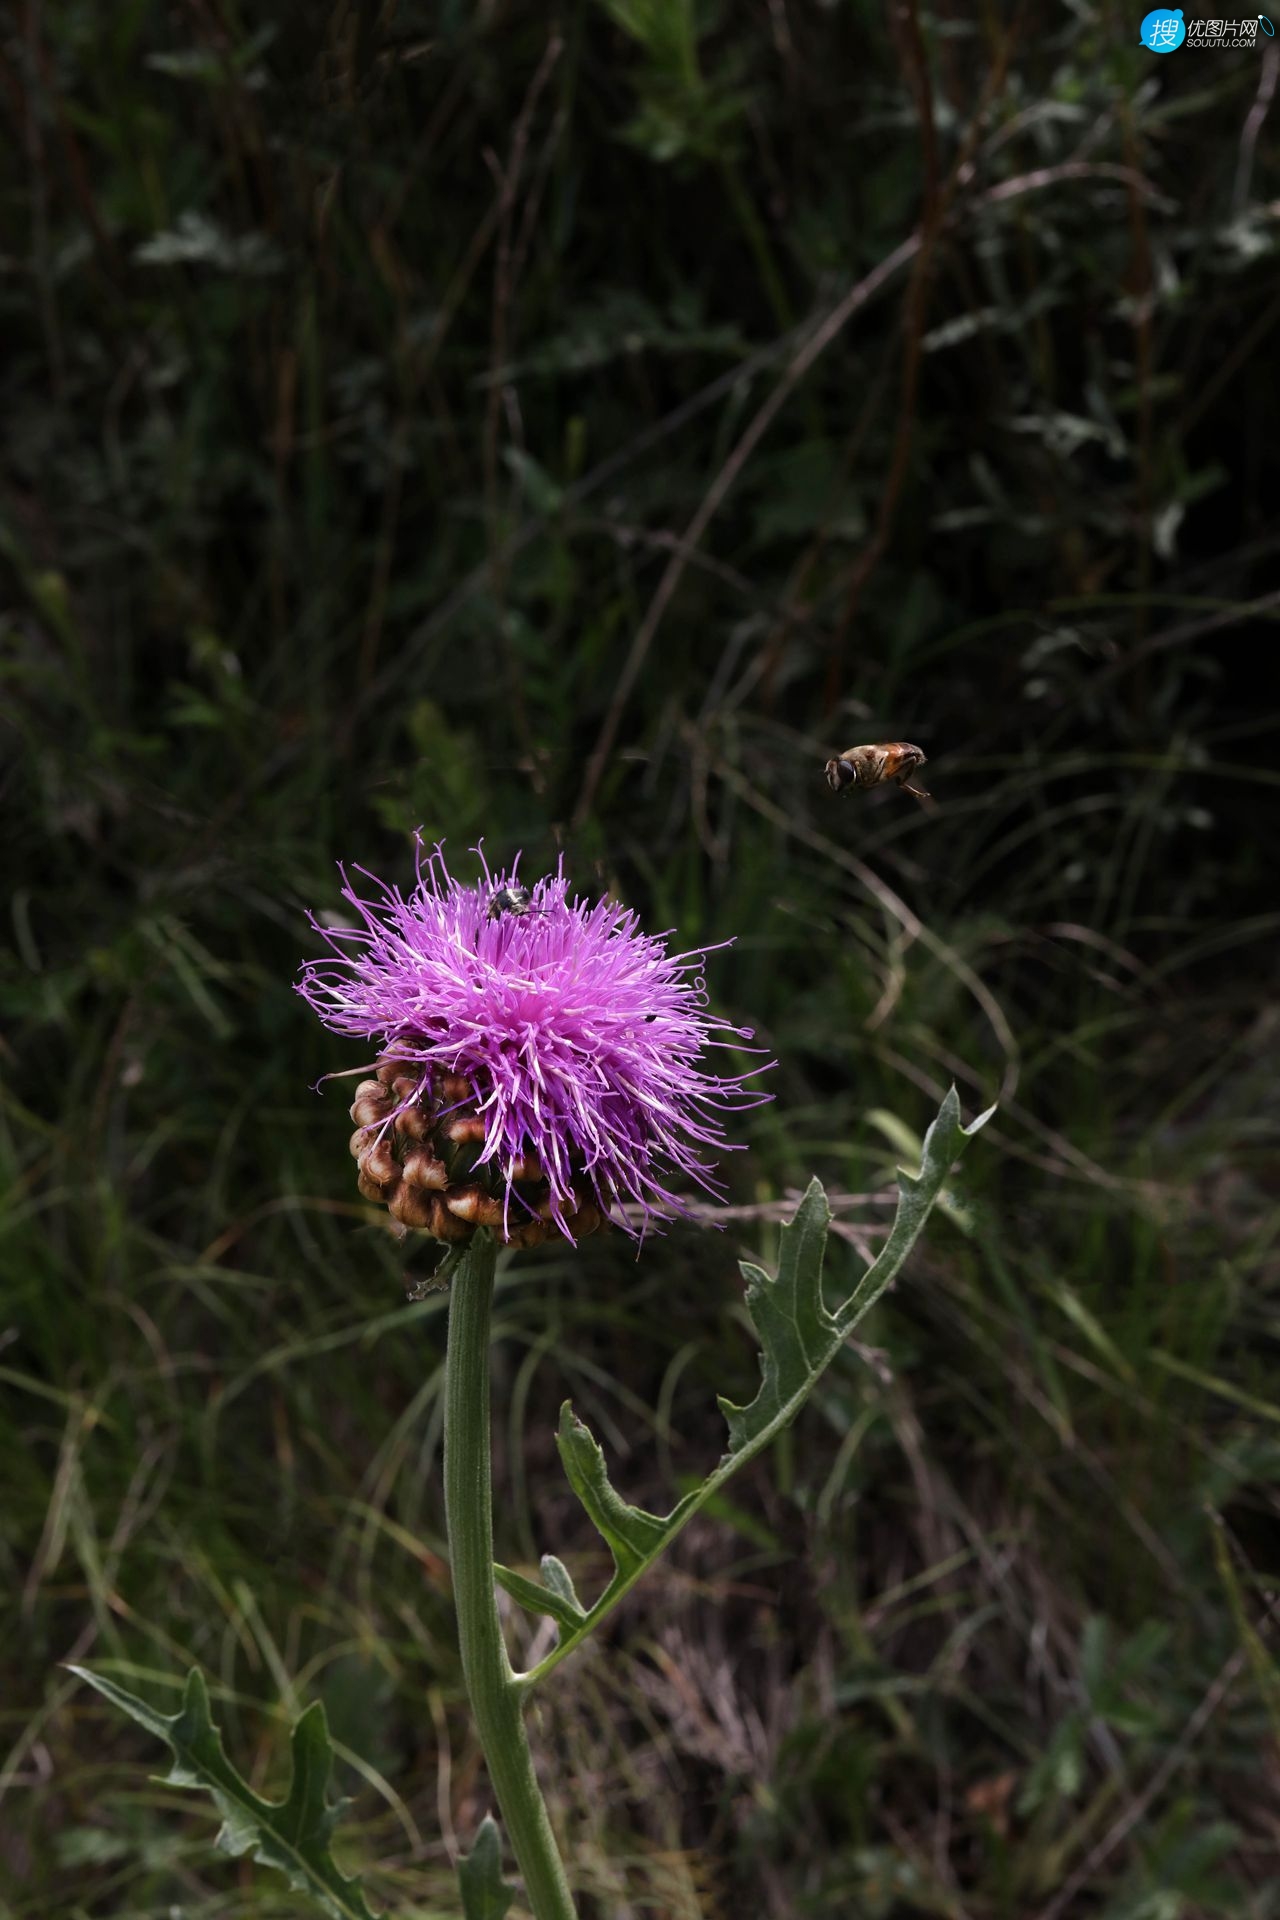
3;3;1279;1915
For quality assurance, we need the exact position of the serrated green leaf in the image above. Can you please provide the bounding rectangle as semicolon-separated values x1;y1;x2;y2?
718;1178;835;1452
556;1403;671;1575
518;1091;992;1691
494;1561;585;1632
539;1554;584;1614
718;1091;992;1457
837;1087;993;1328
69;1666;380;1920
457;1813;515;1920
494;1551;589;1636
495;1543;591;1635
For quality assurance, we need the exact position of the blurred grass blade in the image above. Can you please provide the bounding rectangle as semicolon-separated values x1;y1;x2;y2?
1210;1516;1280;1747
68;1666;381;1920
1044;1277;1136;1383
1153;1352;1280;1426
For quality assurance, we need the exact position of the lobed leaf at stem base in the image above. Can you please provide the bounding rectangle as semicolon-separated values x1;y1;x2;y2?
68;1664;381;1920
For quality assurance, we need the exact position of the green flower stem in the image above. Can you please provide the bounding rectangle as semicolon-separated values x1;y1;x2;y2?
443;1232;578;1920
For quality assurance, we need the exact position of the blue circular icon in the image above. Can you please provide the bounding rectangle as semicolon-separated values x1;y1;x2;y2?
1261;14;1276;33
1139;6;1186;48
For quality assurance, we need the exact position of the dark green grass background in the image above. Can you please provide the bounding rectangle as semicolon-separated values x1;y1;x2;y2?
3;4;1279;1915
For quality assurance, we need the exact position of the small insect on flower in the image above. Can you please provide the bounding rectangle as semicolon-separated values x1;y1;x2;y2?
487;883;544;921
824;742;930;804
297;841;773;1248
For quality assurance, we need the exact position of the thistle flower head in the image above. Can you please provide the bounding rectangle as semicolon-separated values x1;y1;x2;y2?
297;841;772;1243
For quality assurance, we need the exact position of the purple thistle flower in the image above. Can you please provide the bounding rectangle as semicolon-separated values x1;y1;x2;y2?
298;841;773;1241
